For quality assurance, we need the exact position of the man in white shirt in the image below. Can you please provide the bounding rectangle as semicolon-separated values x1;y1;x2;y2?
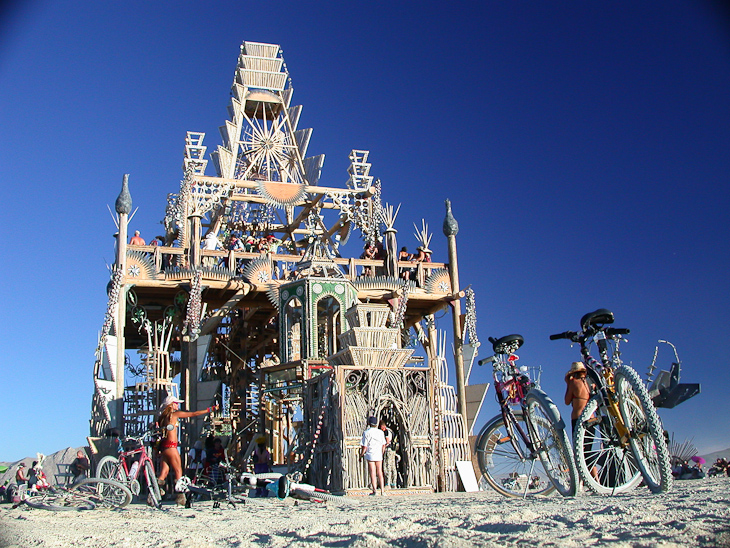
360;416;387;496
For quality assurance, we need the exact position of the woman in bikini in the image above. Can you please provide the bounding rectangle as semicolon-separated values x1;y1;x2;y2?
157;395;217;504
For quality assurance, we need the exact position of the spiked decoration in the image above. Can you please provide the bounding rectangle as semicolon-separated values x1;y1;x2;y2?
125;250;157;280
256;179;306;207
413;219;433;253
265;284;281;311
382;202;400;233
242;256;274;285
165;266;234;282
352;275;415;292
424;268;451;295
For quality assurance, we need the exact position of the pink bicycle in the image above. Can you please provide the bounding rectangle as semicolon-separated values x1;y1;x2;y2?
96;432;162;508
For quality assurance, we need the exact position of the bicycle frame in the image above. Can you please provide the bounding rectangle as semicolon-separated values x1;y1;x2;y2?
116;439;155;483
491;355;539;460
575;327;633;446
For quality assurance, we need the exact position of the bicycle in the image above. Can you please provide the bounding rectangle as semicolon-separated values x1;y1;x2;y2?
180;452;249;509
550;308;673;494
96;431;162;507
18;478;132;511
474;334;578;498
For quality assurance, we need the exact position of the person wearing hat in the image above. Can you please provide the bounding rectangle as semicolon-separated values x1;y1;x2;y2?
564;362;591;434
156;395;218;505
15;463;27;485
360;416;387;496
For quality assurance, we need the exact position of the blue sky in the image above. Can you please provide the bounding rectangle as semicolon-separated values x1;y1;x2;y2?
1;1;729;462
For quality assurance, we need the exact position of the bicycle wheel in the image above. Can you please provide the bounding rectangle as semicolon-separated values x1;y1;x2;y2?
72;478;132;509
96;456;124;481
290;488;360;505
143;461;161;508
573;396;643;494
475;412;556;497
614;364;673;494
25;489;96;511
525;390;578;497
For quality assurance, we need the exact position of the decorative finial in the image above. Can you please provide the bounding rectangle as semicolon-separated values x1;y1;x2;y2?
443;199;459;237
115;174;132;215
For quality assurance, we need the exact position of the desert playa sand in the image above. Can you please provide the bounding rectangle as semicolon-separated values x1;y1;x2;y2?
1;478;729;548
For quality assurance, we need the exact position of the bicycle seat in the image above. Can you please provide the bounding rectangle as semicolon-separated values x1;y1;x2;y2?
580;309;614;331
491;334;524;354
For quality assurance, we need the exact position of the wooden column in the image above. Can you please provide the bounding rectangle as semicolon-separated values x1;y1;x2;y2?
114;174;132;433
189;213;202;268
443;199;467;424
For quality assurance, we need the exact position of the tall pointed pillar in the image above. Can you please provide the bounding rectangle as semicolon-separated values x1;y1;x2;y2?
443;199;467;423
114;174;132;431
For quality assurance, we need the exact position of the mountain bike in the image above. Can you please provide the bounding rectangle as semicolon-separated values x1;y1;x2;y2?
19;478;132;511
474;334;577;498
550;308;672;494
96;431;162;507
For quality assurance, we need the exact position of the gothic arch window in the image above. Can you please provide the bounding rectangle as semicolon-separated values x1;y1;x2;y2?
316;295;341;358
284;297;303;362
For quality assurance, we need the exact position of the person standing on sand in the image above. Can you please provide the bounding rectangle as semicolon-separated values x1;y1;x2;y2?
156;395;218;505
360;416;387;496
564;361;599;480
564;361;591;433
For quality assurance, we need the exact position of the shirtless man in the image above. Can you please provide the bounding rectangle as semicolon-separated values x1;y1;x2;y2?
129;230;145;245
564;361;598;480
564;361;590;433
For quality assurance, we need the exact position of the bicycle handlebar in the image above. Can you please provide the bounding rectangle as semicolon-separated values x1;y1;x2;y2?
477;356;495;366
550;327;629;343
549;331;578;341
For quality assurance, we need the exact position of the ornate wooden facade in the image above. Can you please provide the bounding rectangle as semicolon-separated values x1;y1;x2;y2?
90;41;479;492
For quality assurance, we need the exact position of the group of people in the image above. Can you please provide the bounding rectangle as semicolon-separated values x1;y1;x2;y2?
708;458;730;477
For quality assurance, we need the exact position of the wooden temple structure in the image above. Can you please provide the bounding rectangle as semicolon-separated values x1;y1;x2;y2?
90;41;484;494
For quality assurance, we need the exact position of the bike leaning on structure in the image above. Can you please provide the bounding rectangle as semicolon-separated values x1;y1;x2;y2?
550;309;672;494
96;431;162;507
474;334;577;498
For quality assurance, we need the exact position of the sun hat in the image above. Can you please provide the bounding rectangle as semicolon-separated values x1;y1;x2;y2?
368;416;378;426
565;361;587;381
160;394;184;410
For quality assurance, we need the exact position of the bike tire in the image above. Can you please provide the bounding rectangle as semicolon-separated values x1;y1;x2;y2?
72;477;132;509
290;488;359;505
24;489;96;511
475;412;556;497
142;461;161;508
614;364;673;494
525;389;578;497
573;395;643;494
96;456;124;482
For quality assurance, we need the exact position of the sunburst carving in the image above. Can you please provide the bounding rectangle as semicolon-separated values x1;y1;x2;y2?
256;179;306;207
425;268;451;295
126;250;156;279
242;256;273;285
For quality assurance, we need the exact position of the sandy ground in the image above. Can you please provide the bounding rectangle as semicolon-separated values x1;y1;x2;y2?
1;478;729;548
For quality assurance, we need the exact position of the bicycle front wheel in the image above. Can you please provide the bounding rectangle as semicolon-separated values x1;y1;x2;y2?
96;456;124;482
614;364;673;494
72;478;132;509
143;461;161;508
525;390;578;497
25;489;96;511
574;396;643;494
475;412;556;497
